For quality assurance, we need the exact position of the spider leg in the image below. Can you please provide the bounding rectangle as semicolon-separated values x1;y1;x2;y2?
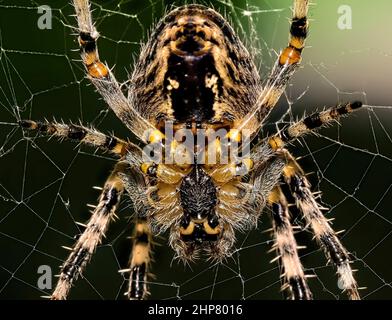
248;158;311;299
281;151;360;300
278;101;363;143
72;0;155;141
51;161;127;300
260;101;363;152
250;101;363;197
122;218;153;300
20;119;140;157
117;161;153;300
237;0;309;135
249;101;363;299
268;186;313;300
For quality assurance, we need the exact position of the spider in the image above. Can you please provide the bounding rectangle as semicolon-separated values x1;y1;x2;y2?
19;0;362;300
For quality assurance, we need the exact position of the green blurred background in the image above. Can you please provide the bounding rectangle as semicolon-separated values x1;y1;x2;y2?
0;0;391;299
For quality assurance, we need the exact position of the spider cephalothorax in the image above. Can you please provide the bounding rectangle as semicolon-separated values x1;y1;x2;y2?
20;0;363;300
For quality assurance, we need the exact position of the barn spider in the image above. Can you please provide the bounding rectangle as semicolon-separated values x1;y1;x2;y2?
20;0;362;300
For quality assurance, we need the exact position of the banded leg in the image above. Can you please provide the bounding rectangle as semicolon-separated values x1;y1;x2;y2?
238;0;309;134
281;153;360;300
279;101;363;143
268;187;312;300
121;218;153;300
73;0;155;140
264;101;363;152
51;162;127;300
20;120;138;157
253;102;363;299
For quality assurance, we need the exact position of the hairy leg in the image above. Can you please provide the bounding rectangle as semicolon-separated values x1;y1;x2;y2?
251;101;363;155
281;152;360;299
72;0;155;141
51;161;127;300
237;0;310;135
250;101;363;299
120;218;153;300
268;186;312;300
20;119;140;157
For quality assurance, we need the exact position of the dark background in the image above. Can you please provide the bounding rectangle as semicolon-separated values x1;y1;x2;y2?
0;0;391;300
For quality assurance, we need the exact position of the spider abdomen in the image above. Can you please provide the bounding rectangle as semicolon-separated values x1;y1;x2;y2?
131;4;260;127
165;53;220;123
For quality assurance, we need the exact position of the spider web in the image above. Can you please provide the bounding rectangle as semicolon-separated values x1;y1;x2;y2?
0;0;391;300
